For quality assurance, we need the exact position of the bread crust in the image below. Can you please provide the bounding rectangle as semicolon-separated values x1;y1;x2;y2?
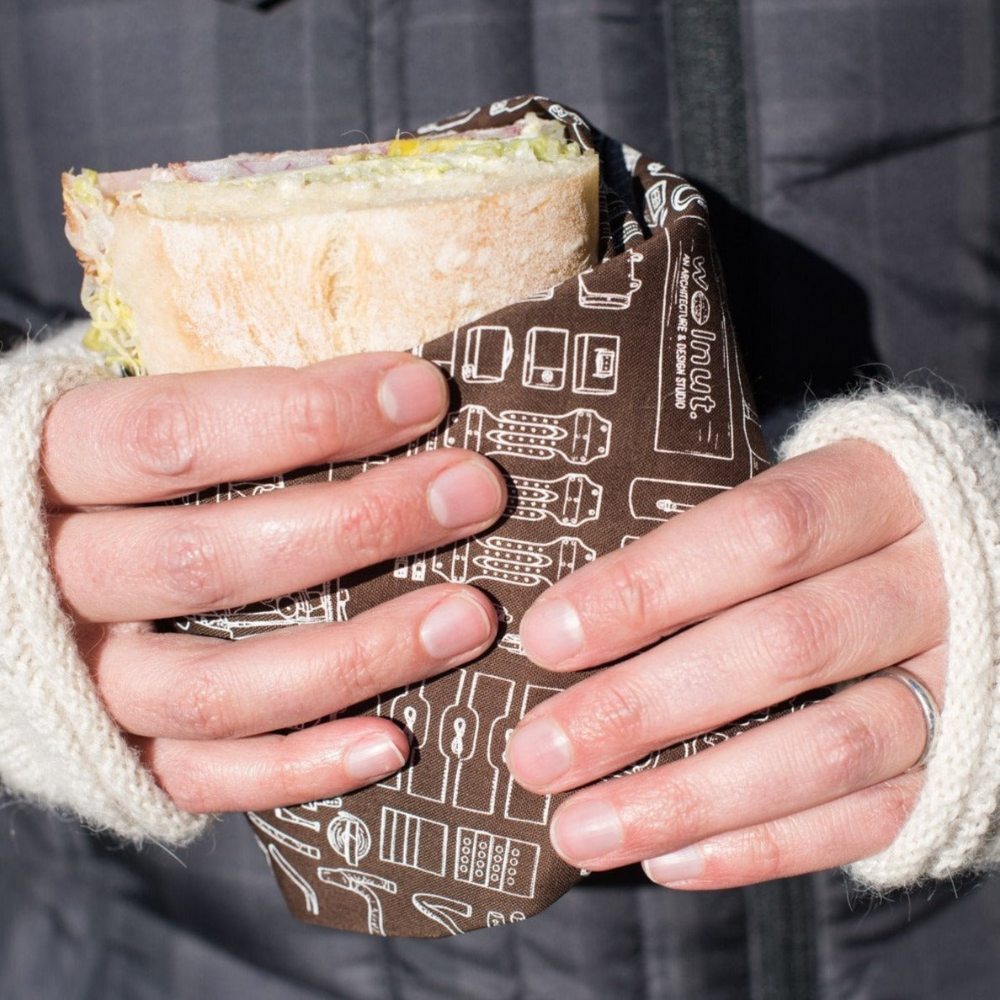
64;134;599;374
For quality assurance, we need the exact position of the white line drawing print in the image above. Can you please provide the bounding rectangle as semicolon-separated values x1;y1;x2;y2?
316;868;398;937
646;180;669;228
577;247;643;310
504;684;560;825
413;334;457;377
616;750;661;776
488;96;536;116
393;551;428;581
430;534;597;589
486;909;527;927
412;893;473;936
461;325;513;383
671;183;707;212
573;333;620;395
450;672;516;815
247;812;321;860
399;670;467;803
327;810;373;867
379;806;449;877
454;828;541;898
508;472;603;528
444;405;611;465
620;535;640;547
268;845;319;916
375;683;433;791
176;579;350;639
522;326;569;390
544;103;591;148
498;631;525;656
273;807;322;833
628;477;732;522
417;106;482;134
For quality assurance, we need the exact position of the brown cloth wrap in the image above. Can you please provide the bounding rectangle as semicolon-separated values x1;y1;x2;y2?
169;97;813;937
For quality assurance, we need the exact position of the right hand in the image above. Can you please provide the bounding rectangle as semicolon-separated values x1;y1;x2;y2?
40;353;505;814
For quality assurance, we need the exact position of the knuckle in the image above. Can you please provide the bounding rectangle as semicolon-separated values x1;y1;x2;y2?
575;677;651;750
125;386;199;480
599;557;659;638
329;488;402;561
282;375;345;458
272;737;319;805
660;772;709;839
171;665;235;740
740;477;823;576
740;825;784;882
156;522;234;610
322;628;385;704
754;592;834;689
813;703;884;791
877;778;919;836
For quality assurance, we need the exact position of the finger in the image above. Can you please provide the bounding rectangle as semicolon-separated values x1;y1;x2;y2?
520;441;925;670
641;770;924;890
50;448;506;622
92;586;496;740
541;665;937;871
506;530;946;793
41;354;449;508
140;716;415;814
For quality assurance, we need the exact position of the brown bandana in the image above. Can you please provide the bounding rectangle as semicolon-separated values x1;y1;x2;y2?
169;97;817;937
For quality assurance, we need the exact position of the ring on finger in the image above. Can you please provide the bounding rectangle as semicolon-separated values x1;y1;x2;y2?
869;666;939;769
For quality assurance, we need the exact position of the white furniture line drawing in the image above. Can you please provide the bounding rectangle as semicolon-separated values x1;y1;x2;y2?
247;811;320;860
454;828;541;899
508;472;603;528
316;868;398;937
504;683;560;825
461;325;514;383
379;806;449;877
430;534;597;589
522;326;568;390
444;405;611;465
412;893;473;936
572;333;620;395
577;247;643;310
267;844;319;916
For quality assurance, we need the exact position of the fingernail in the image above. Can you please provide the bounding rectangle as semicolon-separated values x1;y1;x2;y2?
551;799;623;864
420;592;493;660
428;460;503;529
506;717;573;787
379;361;446;427
521;599;584;666
345;734;407;782
642;846;704;885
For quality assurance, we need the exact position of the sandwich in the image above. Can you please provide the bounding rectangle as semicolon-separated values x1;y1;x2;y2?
62;114;600;375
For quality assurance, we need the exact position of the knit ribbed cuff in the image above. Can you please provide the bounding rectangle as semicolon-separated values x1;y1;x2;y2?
0;337;210;845
780;387;1000;888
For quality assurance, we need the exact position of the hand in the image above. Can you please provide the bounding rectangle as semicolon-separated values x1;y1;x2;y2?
41;353;506;814
505;441;946;888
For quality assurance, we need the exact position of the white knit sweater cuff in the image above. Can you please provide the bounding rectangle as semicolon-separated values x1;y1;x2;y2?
0;341;209;845
780;387;1000;889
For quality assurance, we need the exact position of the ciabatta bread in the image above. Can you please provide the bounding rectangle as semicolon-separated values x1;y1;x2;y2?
63;116;599;374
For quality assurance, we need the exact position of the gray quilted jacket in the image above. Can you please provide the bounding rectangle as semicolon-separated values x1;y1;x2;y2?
1;2;998;998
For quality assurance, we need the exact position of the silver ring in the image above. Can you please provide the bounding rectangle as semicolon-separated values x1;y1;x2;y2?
870;667;939;769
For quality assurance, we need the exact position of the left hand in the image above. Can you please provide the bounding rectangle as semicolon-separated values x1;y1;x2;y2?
505;440;947;889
